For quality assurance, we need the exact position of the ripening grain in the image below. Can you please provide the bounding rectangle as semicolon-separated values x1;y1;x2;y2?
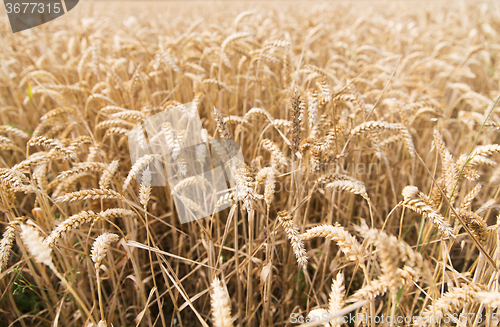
1;1;499;326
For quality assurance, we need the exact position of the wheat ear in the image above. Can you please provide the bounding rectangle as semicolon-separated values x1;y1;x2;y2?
0;125;30;139
0;135;23;153
301;224;365;264
261;139;288;166
402;185;454;238
277;210;308;269
91;233;119;270
27;136;75;159
216;192;236;209
264;166;277;210
355;222;433;297
91;233;120;322
123;154;162;191
307;309;330;326
418;284;482;326
99;160;120;189
350;121;401;137
307;90;318;133
99;208;137;220
161;122;187;176
53;162;106;183
214;107;232;140
211;277;235;327
54;189;123;203
139;167;152;211
433;129;458;200
355;224;402;293
456;209;489;244
475;291;500;307
460;184;481;211
44;211;100;246
44;208;134;247
326;180;371;203
0;219;21;273
329;271;345;327
234;165;262;214
0;168;30;189
291;87;302;158
348;274;391;302
20;223;53;267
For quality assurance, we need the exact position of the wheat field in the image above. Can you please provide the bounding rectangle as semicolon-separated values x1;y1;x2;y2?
1;1;500;326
